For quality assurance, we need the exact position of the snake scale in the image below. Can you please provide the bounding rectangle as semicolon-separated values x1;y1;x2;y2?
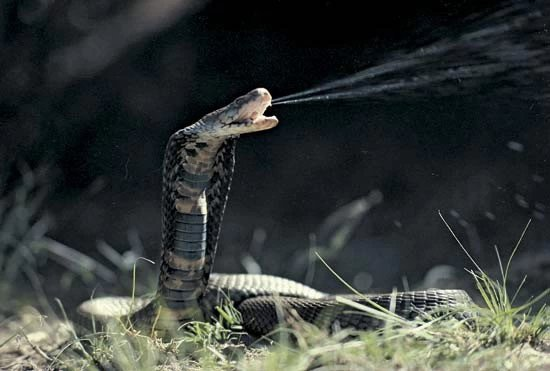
78;88;473;337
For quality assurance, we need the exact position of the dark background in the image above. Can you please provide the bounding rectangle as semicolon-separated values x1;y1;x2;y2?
0;0;548;309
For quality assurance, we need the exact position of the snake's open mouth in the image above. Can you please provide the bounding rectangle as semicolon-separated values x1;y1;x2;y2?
223;88;278;134
249;88;278;131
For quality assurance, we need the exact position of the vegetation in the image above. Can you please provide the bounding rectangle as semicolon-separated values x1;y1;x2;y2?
0;173;548;370
2;266;547;370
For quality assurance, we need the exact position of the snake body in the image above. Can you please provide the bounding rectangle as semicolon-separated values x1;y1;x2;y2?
78;88;473;336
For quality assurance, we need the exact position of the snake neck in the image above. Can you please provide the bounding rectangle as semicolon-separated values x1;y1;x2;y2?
156;131;228;326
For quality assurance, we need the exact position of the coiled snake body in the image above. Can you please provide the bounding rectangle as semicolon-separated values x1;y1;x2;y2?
78;88;473;336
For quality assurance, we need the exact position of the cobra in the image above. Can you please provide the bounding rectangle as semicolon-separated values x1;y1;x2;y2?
78;88;473;336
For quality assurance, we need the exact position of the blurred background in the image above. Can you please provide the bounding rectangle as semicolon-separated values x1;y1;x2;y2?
0;0;548;314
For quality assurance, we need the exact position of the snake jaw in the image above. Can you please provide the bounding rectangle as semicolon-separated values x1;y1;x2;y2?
250;114;279;131
200;88;278;137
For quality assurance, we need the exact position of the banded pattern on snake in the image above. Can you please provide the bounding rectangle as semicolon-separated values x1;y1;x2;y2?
78;88;473;337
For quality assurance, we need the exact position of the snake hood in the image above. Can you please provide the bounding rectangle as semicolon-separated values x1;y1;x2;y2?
188;88;279;138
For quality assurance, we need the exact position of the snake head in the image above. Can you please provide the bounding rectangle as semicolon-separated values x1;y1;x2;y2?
200;88;279;137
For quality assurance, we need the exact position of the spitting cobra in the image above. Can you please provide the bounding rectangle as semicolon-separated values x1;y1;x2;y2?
78;88;473;336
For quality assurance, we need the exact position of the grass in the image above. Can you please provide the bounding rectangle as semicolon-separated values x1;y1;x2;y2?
36;265;547;371
0;173;548;370
2;242;548;370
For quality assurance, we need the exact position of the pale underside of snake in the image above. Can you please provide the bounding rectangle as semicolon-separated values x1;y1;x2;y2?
78;88;473;337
